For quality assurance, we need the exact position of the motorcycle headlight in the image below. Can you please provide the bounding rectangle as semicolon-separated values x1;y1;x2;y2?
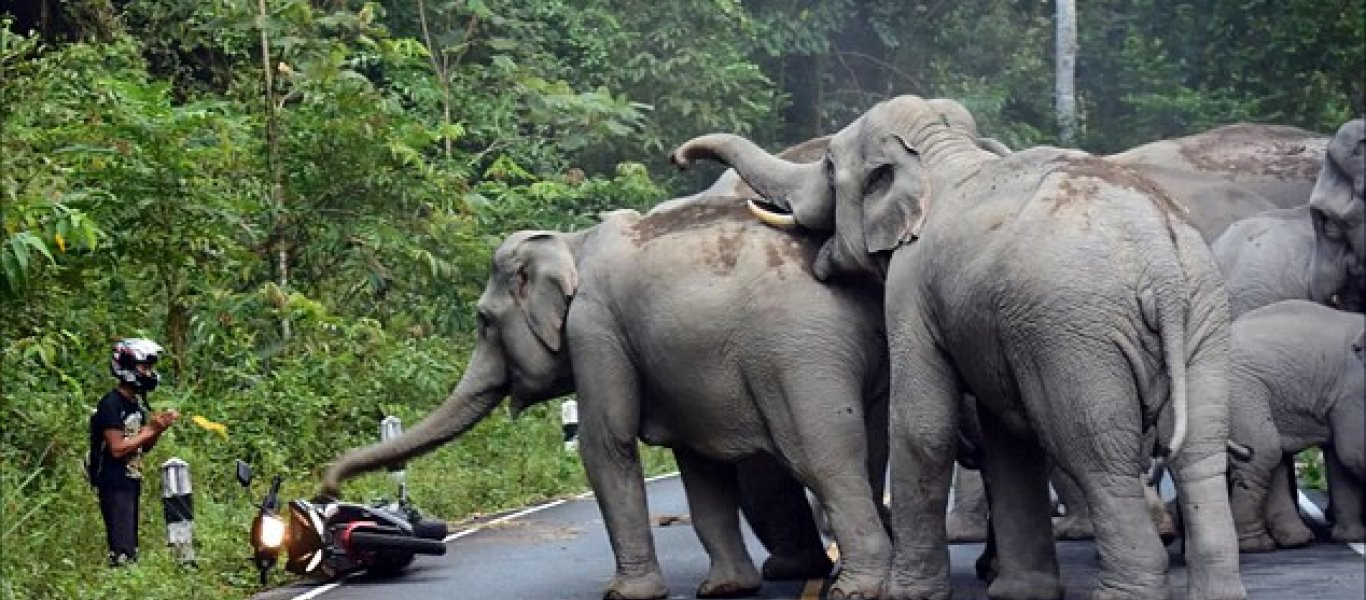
259;514;286;549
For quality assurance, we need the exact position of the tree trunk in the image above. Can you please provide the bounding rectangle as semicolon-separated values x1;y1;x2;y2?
416;0;454;160
257;0;289;340
1055;0;1078;146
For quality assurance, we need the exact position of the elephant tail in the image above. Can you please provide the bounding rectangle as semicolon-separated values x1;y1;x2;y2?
1141;284;1189;461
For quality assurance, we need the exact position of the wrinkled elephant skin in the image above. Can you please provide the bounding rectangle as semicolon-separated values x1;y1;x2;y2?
321;197;891;600
674;95;1246;600
1226;300;1365;550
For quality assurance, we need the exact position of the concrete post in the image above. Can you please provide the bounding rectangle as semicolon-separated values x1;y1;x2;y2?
561;399;579;452
160;457;195;563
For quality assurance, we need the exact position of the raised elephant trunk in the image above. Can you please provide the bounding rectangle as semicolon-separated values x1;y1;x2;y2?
671;134;830;230
321;346;507;496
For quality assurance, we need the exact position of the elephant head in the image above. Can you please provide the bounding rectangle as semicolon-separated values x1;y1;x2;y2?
1308;119;1365;311
670;96;986;282
321;231;579;494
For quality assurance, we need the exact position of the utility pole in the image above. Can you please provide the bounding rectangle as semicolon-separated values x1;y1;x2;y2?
1055;0;1078;146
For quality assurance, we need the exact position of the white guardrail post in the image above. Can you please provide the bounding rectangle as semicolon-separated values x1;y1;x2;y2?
160;457;195;563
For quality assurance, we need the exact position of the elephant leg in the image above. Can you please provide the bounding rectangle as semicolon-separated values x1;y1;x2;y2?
885;313;960;600
946;465;990;543
1049;461;1095;540
781;375;890;600
977;409;1060;600
1041;381;1167;599
1169;354;1245;600
674;448;762;598
1324;447;1366;543
1328;400;1366;543
1226;449;1280;552
570;312;666;600
734;454;831;580
1263;458;1313;547
1225;376;1282;553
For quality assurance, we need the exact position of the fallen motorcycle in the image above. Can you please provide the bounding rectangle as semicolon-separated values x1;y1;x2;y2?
236;460;448;585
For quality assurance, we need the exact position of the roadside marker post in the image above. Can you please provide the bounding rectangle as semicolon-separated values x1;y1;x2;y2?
160;457;195;563
561;400;579;452
380;415;406;483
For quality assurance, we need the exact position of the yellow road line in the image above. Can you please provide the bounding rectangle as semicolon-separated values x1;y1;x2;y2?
799;543;840;599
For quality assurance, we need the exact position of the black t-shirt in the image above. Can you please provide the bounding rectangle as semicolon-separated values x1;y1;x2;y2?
88;389;149;489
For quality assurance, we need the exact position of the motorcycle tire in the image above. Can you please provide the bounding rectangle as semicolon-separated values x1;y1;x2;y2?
348;530;448;556
412;518;449;541
365;552;415;577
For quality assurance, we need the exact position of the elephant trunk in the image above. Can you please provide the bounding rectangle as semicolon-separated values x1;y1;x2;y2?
670;134;829;229
321;346;507;496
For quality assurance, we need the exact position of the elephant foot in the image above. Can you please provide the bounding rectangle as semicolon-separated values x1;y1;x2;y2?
761;550;833;580
946;513;990;543
1052;514;1095;540
828;571;885;600
1185;575;1248;600
987;572;1062;600
1237;531;1278;553
1090;583;1168;600
604;571;668;600
696;560;761;599
1330;521;1365;543
885;583;950;600
696;578;761;599
1268;517;1313;548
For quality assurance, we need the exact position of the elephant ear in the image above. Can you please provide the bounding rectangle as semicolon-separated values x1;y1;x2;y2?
862;133;932;254
513;233;579;352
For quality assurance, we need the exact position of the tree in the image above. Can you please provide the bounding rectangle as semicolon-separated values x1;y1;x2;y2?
1056;0;1078;145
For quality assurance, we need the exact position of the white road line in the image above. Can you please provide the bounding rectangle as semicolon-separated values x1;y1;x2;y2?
285;472;683;600
1296;490;1364;557
286;575;356;600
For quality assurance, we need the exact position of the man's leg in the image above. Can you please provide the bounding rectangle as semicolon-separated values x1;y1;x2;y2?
102;484;140;565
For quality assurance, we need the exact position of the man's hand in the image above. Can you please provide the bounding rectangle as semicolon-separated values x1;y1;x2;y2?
151;410;180;432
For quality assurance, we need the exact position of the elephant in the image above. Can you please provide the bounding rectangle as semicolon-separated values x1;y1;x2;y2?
1211;205;1363;316
673;95;1245;600
1210;120;1366;317
1107;123;1328;242
1307;119;1366;307
1224;300;1365;551
320;196;893;600
729;124;1327;245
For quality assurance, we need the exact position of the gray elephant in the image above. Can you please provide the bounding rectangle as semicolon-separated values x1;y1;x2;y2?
320;197;891;600
1225;300;1365;551
737;124;1326;245
1307;119;1365;305
1107;123;1328;242
673;95;1244;600
1211;120;1366;316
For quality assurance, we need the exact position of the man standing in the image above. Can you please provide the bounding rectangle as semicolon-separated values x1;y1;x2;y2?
88;338;179;566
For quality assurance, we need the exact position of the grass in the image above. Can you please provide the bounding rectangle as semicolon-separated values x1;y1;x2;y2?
1;400;677;600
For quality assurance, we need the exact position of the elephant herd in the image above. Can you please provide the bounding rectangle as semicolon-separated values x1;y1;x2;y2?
320;97;1364;600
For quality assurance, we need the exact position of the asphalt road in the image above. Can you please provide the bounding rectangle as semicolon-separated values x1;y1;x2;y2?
257;474;1364;600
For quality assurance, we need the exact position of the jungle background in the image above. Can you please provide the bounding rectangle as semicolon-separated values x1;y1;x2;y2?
1;1;1361;598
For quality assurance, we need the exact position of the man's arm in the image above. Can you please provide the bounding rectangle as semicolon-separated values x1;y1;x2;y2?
102;416;170;459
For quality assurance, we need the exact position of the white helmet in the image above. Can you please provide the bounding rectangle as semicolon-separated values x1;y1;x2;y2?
110;338;163;393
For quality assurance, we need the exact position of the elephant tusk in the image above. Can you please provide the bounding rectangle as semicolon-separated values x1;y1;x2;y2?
747;198;798;230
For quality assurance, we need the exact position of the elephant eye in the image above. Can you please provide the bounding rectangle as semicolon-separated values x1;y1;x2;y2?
1323;219;1344;241
864;164;893;196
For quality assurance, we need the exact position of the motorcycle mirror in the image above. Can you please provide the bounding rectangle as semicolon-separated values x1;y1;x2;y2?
236;459;254;487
